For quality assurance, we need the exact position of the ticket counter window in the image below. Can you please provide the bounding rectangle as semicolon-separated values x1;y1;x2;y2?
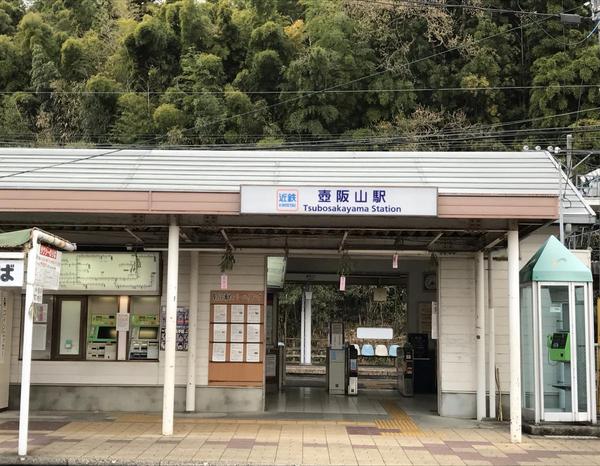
129;296;160;360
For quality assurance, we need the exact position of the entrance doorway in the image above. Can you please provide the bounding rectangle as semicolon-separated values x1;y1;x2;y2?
265;255;438;418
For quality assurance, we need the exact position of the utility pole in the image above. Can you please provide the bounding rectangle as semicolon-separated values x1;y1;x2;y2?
591;0;600;45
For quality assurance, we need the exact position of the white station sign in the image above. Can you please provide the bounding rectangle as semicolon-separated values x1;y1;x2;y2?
0;255;24;288
241;186;437;216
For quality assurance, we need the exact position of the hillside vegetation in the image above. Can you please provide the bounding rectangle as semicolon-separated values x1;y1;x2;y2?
0;0;598;151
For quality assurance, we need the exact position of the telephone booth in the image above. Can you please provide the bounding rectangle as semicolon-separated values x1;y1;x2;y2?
520;236;596;423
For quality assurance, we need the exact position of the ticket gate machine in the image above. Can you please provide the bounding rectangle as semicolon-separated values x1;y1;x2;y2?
397;343;414;397
346;344;358;395
327;321;346;394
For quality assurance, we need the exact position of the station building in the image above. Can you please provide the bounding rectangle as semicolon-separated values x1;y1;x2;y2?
0;148;595;440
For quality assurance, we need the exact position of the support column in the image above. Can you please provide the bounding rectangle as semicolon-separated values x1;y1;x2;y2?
300;292;305;364
18;240;39;456
162;217;179;435
508;227;522;443
303;289;312;365
476;251;486;420
487;251;496;419
186;252;199;412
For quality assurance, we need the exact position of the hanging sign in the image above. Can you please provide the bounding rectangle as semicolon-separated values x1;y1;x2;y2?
35;245;62;290
241;186;437;216
0;256;24;287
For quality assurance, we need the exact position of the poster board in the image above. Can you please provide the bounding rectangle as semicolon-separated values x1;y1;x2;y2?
208;290;264;386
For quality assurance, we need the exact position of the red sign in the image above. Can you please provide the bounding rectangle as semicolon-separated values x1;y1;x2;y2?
39;245;58;259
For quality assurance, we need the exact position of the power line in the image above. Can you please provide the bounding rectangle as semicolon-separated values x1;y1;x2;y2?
1;84;598;95
351;0;561;17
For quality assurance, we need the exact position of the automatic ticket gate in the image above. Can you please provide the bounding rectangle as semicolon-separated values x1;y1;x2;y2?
397;343;414;397
327;321;359;395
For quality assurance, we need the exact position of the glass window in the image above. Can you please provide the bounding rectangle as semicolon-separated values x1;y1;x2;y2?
56;298;85;358
574;286;588;413
540;285;571;413
520;285;535;411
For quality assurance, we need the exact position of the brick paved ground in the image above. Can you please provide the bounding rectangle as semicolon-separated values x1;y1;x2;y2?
1;410;600;465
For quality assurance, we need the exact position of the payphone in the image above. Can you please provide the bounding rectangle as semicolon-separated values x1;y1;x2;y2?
327;321;345;394
397;342;414;397
129;314;159;360
346;344;358;395
548;332;571;362
87;314;117;360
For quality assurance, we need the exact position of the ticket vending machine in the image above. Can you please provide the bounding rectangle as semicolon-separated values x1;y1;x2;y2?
87;314;117;360
129;314;160;360
327;321;346;394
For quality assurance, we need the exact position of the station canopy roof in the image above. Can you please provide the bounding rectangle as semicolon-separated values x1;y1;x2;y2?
0;149;594;252
520;235;593;282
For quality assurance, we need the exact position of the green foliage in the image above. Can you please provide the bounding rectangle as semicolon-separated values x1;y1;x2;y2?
0;0;598;149
80;74;121;142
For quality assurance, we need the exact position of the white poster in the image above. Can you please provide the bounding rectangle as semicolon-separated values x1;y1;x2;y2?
213;304;227;322
116;313;130;332
32;324;47;351
229;343;244;362
213;323;227;342
246;324;261;343
212;343;226;362
230;324;244;342
231;305;245;322
247;305;261;323
35;245;62;290
246;343;261;362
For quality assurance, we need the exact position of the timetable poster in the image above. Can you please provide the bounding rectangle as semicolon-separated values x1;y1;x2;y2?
213;324;227;342
247;304;261;323
231;304;245;322
212;343;226;362
230;323;244;342
213;304;227;322
246;323;261;342
230;343;244;362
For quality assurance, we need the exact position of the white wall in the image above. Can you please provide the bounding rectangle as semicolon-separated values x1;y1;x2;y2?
437;226;562;406
9;252;266;388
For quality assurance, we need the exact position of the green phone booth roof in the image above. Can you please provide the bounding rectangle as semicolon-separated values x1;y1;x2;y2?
520;235;592;283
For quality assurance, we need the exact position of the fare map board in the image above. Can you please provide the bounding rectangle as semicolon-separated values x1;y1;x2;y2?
58;252;160;294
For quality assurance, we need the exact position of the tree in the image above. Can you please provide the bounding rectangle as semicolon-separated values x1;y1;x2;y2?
112;92;155;144
80;75;122;142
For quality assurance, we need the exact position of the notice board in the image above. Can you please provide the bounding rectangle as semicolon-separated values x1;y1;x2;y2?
208;290;264;386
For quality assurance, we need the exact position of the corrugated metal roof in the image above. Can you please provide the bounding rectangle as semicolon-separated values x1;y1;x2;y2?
0;148;594;221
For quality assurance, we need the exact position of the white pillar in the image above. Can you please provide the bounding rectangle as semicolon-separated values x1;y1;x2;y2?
162;218;179;435
18;237;40;456
476;251;486;420
487;251;496;419
117;296;129;360
508;227;522;443
300;292;305;364
304;289;312;365
186;252;198;412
